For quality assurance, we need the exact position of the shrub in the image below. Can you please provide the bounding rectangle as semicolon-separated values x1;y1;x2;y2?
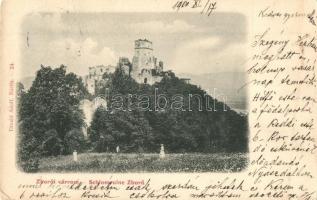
20;156;40;172
42;129;64;156
64;129;85;154
18;136;40;172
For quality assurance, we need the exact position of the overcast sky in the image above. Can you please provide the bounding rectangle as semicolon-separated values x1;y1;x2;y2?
20;12;247;78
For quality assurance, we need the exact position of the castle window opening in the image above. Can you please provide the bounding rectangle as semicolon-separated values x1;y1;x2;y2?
144;78;147;84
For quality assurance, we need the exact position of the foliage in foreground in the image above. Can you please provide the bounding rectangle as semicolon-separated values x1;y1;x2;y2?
38;153;248;173
17;65;249;172
90;68;248;153
17;66;88;172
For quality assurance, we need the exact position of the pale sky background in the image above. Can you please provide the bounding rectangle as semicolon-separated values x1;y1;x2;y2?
20;12;247;78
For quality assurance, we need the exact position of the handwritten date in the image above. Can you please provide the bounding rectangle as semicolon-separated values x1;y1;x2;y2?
172;0;217;16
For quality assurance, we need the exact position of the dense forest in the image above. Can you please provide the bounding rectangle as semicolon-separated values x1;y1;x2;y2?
18;65;248;172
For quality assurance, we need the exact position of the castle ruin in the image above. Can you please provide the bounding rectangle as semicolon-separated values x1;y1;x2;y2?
84;65;116;94
84;39;165;95
131;39;164;84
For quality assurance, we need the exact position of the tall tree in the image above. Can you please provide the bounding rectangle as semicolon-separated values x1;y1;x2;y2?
18;65;88;171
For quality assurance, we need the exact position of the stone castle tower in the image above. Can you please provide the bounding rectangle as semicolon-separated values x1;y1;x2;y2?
84;39;166;94
131;39;163;84
132;39;155;75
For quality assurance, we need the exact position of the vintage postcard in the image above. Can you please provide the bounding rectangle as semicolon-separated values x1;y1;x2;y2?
0;0;317;199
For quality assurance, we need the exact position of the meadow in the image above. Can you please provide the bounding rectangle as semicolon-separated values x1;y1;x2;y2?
38;153;248;173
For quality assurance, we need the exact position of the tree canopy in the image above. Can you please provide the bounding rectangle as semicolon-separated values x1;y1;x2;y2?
18;65;88;171
91;68;248;153
18;65;248;172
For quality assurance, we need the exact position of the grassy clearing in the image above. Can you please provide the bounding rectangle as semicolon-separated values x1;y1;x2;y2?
38;153;248;173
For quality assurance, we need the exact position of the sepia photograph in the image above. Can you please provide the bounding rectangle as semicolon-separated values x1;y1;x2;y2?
2;0;317;199
17;12;249;173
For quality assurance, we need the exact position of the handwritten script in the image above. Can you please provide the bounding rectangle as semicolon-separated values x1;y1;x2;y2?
172;0;217;16
246;4;317;200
